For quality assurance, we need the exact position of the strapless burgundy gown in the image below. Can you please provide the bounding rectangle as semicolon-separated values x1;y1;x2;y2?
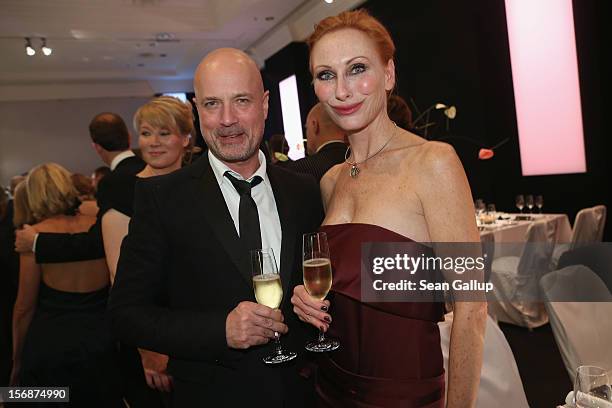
316;223;445;408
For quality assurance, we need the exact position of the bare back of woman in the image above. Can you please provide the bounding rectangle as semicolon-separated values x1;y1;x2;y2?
35;213;110;292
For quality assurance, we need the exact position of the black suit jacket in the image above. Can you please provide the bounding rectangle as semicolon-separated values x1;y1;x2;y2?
108;155;324;407
35;154;145;263
281;141;347;182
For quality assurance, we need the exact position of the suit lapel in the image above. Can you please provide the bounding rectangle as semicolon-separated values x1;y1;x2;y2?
190;158;252;288
267;167;297;305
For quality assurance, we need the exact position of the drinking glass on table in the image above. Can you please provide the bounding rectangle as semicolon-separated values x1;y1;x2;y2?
302;232;340;352
250;248;297;364
475;199;486;216
526;195;535;213
535;195;544;213
573;365;611;407
515;195;525;213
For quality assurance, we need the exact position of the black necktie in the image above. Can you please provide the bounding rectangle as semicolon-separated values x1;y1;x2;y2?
224;172;264;251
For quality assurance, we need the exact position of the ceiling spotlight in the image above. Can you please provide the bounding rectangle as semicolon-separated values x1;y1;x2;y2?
324;0;334;3
25;38;35;56
41;38;52;56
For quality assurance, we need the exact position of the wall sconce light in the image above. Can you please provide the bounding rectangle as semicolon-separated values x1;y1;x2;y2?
25;38;36;56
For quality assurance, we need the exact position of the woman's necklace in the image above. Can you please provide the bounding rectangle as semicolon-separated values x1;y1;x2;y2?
344;123;397;179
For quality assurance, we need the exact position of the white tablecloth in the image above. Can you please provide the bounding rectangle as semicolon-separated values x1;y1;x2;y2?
480;213;572;258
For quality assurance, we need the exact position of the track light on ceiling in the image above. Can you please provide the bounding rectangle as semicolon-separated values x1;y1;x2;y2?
41;38;53;56
25;38;36;56
24;37;53;57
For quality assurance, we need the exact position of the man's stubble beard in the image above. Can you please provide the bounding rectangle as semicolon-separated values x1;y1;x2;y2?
206;132;261;163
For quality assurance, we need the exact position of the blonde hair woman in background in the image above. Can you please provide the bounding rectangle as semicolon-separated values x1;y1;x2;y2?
10;163;123;407
101;95;193;394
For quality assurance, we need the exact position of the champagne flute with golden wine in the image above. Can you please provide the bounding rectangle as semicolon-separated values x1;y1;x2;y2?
302;232;340;352
251;248;297;364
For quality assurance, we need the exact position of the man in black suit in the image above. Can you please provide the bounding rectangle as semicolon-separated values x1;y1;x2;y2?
282;102;347;182
14;112;145;261
108;48;324;407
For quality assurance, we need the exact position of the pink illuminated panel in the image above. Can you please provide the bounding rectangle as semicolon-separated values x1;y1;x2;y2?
505;0;586;175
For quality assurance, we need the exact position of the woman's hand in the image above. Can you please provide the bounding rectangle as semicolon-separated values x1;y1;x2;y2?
138;349;173;392
291;285;331;331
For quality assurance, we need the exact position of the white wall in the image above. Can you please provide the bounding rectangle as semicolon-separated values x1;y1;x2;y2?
0;97;150;187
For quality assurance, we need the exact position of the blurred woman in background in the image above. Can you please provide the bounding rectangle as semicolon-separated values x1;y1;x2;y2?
101;95;194;395
11;163;123;407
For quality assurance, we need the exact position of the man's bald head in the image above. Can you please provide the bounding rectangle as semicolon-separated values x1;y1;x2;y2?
194;48;264;99
306;102;346;154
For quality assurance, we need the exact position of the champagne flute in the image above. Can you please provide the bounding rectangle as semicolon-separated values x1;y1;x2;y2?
526;195;534;213
302;232;340;352
250;248;297;364
535;195;544;213
515;195;525;213
573;365;612;407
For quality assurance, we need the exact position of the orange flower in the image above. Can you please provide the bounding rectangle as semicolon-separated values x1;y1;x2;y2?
478;148;494;160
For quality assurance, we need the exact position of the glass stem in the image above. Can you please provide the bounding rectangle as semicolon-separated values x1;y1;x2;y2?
318;329;326;343
274;332;282;355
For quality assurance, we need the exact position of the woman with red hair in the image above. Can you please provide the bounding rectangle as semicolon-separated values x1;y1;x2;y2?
292;9;486;407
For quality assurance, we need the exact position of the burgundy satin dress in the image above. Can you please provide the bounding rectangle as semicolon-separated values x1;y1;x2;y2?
316;223;446;408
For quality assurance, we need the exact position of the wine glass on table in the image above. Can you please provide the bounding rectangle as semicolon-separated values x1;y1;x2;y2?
515;195;525;213
250;248;297;364
573;365;611;407
535;195;544;213
474;199;485;216
526;195;534;213
302;232;340;352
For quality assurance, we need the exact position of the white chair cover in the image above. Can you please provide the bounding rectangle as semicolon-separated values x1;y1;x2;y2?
552;205;607;267
592;205;607;242
490;220;555;328
540;265;612;382
439;312;529;408
570;207;600;250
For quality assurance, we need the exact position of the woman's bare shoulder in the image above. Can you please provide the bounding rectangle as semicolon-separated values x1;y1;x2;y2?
398;137;460;174
321;163;342;190
320;163;343;208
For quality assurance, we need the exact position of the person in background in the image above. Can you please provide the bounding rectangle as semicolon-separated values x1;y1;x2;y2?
291;9;486;407
102;96;194;396
10;163;123;407
282;102;347;182
13;113;163;407
91;166;111;194
387;93;414;130
9;175;26;198
72;173;99;217
14;112;145;261
0;185;18;386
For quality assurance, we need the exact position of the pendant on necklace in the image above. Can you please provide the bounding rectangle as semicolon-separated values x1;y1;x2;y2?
350;165;360;178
